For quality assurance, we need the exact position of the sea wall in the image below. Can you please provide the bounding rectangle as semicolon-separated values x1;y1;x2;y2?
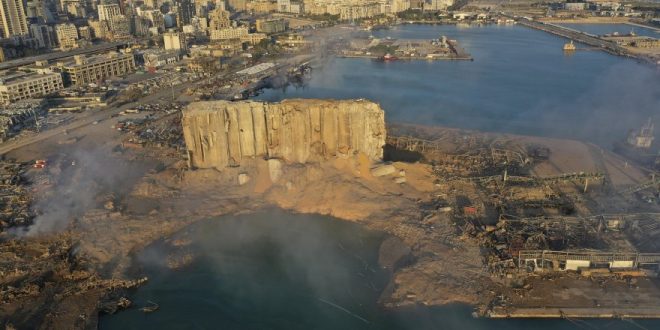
182;99;386;169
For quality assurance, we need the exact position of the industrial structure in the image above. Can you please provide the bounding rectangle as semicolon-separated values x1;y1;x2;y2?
627;118;655;149
182;99;386;168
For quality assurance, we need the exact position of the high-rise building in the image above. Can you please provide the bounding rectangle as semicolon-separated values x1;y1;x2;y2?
163;31;187;51
392;0;411;12
144;0;160;8
55;23;79;48
226;0;246;11
29;24;56;48
214;0;226;11
208;8;230;30
277;0;290;12
78;26;92;40
426;0;451;11
164;13;176;28
109;14;131;39
0;0;29;38
88;19;110;39
131;16;151;37
98;3;121;21
61;0;86;18
140;9;165;31
26;0;53;23
176;0;195;26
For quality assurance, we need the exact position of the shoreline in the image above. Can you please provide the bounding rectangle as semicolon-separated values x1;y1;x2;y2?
514;19;659;66
488;307;660;319
337;54;474;61
537;18;660;32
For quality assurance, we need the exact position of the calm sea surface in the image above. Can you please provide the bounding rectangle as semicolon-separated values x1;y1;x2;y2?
101;25;660;329
100;211;659;329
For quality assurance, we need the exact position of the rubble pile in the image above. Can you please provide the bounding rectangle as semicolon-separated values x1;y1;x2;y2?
121;115;184;150
116;103;185;152
0;235;147;325
385;131;531;179
0;161;33;230
384;124;658;276
0;99;47;141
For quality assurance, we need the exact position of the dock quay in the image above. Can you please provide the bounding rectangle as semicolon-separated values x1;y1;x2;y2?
488;307;660;319
339;35;472;61
514;18;655;64
338;54;472;61
188;55;314;101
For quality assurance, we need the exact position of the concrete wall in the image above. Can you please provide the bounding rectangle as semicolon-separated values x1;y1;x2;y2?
182;99;386;169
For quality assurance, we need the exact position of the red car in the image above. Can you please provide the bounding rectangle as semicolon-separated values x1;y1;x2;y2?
33;160;47;169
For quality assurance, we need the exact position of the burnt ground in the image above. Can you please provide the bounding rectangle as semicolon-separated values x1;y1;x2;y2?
1;115;660;328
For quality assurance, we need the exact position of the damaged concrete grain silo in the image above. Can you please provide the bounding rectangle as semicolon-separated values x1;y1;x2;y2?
182;99;386;169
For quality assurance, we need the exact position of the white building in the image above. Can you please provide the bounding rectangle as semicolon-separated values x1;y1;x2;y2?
391;0;410;13
163;31;187;51
210;26;248;40
0;0;29;38
426;0;451;11
55;23;79;48
564;2;587;11
0;72;64;104
277;0;291;12
143;50;182;68
97;3;121;21
240;32;267;44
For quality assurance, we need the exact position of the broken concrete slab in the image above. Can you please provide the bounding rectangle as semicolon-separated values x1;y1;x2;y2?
371;164;396;177
238;173;250;185
268;159;282;183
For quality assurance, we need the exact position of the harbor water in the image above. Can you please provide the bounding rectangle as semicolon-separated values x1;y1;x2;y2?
100;211;660;329
258;24;659;147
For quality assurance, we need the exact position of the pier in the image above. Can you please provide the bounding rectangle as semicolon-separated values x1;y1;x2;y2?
513;17;655;64
339;36;473;61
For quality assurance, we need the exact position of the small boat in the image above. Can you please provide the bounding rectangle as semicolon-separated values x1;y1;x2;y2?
140;301;159;313
563;40;576;51
379;53;398;61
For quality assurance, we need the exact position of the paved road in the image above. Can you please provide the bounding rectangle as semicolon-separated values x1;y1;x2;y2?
0;55;314;156
0;83;189;156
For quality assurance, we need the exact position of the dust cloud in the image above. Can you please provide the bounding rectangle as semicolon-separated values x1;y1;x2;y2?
19;148;152;236
512;63;660;147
